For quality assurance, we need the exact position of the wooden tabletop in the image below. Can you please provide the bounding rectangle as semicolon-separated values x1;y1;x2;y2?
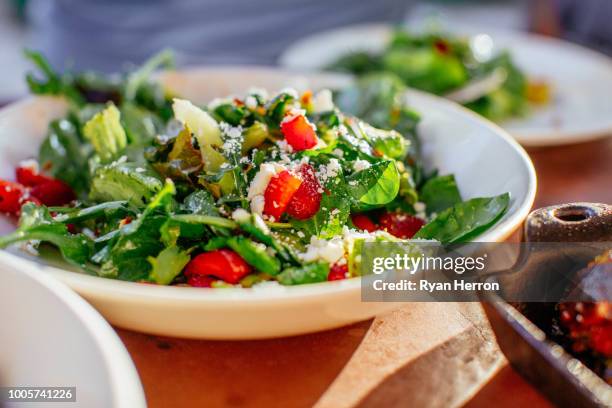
117;138;612;408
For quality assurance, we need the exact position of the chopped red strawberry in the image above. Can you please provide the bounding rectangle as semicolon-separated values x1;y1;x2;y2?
16;162;54;187
280;113;318;151
351;214;377;232
187;274;216;288
328;262;348;281
0;180;27;215
263;170;302;219
286;164;322;220
30;179;76;206
434;39;451;55
379;211;425;239
184;249;252;284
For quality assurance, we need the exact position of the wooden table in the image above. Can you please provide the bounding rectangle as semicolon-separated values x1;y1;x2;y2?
118;138;612;408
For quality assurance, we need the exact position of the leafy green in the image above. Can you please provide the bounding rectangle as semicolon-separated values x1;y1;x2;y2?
83;103;128;162
414;193;510;244
90;161;163;207
277;262;330;285
347;160;400;207
98;180;177;280
0;203;93;266
227;236;281;275
147;245;191;285
38;118;90;196
24;50;84;104
419;175;462;214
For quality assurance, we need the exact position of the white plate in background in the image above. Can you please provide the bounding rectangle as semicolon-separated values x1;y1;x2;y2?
0;254;145;408
0;67;535;339
280;23;612;146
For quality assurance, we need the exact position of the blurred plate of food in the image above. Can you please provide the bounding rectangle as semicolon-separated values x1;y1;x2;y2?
280;23;612;146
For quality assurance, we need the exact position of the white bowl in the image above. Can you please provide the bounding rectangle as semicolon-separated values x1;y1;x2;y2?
0;67;536;339
280;23;612;146
0;251;145;407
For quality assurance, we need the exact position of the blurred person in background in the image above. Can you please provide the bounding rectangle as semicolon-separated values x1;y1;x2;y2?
25;0;410;72
531;0;612;55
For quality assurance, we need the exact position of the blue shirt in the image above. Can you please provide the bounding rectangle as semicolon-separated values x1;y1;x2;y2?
27;0;408;72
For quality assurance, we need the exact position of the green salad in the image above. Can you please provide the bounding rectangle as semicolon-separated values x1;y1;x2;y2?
0;52;510;287
328;29;549;121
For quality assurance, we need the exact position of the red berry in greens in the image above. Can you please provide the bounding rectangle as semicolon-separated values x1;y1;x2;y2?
286;164;322;220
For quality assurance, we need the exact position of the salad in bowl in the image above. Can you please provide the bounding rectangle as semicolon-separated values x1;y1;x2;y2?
0;52;511;289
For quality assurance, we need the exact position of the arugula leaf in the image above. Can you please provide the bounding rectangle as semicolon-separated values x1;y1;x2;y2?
147;245;190;285
24;50;84;104
227;236;281;275
124;49;174;102
83;103;128;162
152;125;204;182
181;190;219;216
57;201;130;224
419;174;462;214
99;180;177;280
90;161;163;207
347;160;400;206
39;118;91;196
0;203;93;266
120;102;164;145
277;262;330;285
414;193;510;244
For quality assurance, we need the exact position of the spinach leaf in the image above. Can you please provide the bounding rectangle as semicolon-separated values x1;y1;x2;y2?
0;203;93;266
89;161;163;207
277;262;330;285
147;245;191;285
181;190;219;216
98;180;176;280
414;193;510;244
347;160;400;206
227;236;281;275
419;174;462;214
39;119;91;196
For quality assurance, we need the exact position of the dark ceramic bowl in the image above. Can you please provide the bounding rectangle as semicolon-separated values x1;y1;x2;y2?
480;203;612;407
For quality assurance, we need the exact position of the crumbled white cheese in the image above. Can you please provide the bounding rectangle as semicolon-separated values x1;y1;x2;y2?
332;148;344;158
245;95;258;110
247;163;285;199
312;89;335;113
250;195;265;216
299;236;345;264
317;158;342;183
414;201;427;219
247;87;269;100
278;87;299;99
231;208;250;222
253;214;270;233
353;159;372;172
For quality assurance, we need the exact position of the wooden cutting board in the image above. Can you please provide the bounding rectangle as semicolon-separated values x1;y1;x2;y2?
315;303;504;408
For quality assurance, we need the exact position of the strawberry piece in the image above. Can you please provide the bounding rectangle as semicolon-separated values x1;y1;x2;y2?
0;180;26;215
328;262;348;281
351;214;377;232
30;179;76;206
379;211;425;239
280;113;318;151
16;163;54;187
183;249;252;284
187;274;216;288
286;164;322;220
263;170;302;220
